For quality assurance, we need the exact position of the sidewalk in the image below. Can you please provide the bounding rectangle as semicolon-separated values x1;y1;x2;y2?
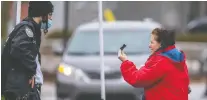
189;82;207;100
41;81;207;100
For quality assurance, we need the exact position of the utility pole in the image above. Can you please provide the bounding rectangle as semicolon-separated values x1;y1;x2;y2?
63;1;70;50
98;1;106;100
13;1;21;27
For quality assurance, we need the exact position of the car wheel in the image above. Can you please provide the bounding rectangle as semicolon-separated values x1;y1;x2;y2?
56;92;65;100
203;61;207;74
57;97;74;100
199;60;204;76
56;97;64;100
56;83;66;100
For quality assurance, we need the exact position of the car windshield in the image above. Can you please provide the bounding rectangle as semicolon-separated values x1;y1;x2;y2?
67;29;151;55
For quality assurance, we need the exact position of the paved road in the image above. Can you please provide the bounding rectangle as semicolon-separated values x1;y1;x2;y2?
41;82;207;100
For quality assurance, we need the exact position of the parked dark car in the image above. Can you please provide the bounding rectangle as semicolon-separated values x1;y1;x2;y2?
187;17;207;33
199;49;207;76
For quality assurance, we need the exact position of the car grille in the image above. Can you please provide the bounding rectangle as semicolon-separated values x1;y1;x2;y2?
85;71;122;80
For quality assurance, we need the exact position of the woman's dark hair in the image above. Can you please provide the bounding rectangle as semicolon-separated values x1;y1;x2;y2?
151;28;175;48
28;1;54;17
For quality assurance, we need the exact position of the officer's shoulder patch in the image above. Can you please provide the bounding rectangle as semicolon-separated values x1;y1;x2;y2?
25;26;33;37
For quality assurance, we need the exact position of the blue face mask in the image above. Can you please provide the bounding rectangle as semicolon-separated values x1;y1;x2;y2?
41;19;52;29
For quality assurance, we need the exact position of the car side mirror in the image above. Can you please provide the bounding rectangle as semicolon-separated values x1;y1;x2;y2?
52;43;64;56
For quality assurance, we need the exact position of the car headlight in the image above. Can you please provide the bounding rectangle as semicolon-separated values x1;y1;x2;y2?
58;63;90;82
58;64;73;76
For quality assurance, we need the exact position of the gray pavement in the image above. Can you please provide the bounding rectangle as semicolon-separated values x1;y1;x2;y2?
188;82;207;100
41;82;207;100
41;82;56;100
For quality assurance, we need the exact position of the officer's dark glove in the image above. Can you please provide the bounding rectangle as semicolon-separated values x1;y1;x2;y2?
188;87;191;94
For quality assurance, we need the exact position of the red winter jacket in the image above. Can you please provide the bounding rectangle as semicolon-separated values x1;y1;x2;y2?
120;45;190;100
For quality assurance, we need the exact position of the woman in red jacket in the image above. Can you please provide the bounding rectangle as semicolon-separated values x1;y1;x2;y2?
118;28;190;100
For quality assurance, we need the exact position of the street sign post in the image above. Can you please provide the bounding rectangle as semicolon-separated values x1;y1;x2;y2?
16;1;21;25
98;1;106;100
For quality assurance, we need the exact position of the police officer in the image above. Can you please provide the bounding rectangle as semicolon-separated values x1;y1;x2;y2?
1;1;53;100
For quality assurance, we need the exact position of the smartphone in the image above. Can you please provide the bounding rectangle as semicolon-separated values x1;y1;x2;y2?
120;44;126;51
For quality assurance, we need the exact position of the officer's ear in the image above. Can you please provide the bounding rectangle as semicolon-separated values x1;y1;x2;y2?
41;15;48;22
41;15;48;34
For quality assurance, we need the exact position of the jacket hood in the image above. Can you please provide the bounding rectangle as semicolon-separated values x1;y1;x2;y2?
161;48;184;63
159;45;186;71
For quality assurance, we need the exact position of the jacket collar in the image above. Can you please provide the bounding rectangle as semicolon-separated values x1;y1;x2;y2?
23;17;41;31
153;45;176;55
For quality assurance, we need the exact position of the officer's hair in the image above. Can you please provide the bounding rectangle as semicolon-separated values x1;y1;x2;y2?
151;28;175;47
28;1;54;17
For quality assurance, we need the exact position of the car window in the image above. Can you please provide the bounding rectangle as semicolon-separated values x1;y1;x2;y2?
67;29;151;55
